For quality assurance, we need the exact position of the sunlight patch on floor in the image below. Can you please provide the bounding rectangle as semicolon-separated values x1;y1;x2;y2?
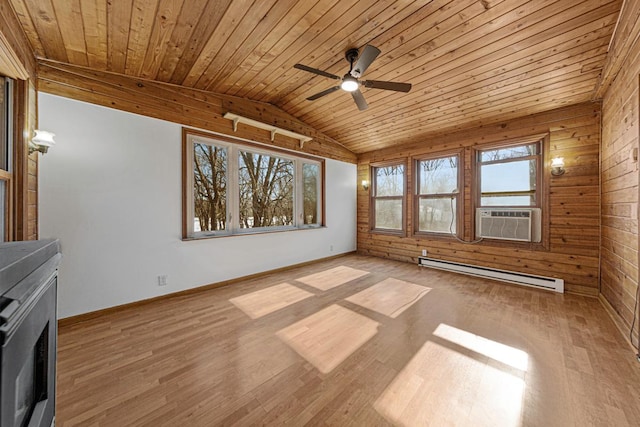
229;283;314;319
276;304;379;374
346;278;431;318
296;266;369;291
433;323;529;371
375;325;527;426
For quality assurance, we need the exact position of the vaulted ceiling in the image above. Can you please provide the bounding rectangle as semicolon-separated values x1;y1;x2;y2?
8;0;622;153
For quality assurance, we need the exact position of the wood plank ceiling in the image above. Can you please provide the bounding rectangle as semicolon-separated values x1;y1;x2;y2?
8;0;622;154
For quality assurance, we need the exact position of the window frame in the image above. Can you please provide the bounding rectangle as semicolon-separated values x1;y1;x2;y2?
413;151;463;237
471;134;550;249
370;160;406;235
0;76;13;242
182;128;324;240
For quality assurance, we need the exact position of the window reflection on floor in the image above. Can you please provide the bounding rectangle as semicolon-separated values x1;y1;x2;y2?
229;283;314;319
276;304;379;374
228;266;527;424
433;323;529;371
296;265;369;290
375;323;527;426
346;278;431;318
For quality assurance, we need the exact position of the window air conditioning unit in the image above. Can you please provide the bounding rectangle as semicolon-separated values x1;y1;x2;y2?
476;208;541;242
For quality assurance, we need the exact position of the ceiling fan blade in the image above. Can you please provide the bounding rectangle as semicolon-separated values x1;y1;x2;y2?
294;64;340;80
351;89;368;111
307;86;341;100
363;80;412;92
351;45;381;78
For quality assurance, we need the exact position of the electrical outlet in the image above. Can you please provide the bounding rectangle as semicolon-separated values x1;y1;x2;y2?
157;275;168;286
422;249;427;257
330;245;334;252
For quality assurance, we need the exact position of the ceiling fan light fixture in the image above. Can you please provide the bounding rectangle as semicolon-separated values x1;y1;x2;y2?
295;45;410;109
341;76;359;92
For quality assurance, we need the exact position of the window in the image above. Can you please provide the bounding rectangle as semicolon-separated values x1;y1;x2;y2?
477;142;540;207
415;155;459;234
0;76;12;242
372;163;405;232
302;163;320;224
184;130;322;238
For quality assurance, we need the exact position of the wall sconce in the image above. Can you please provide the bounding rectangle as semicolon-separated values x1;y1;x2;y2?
29;130;56;155
361;180;370;191
551;157;565;176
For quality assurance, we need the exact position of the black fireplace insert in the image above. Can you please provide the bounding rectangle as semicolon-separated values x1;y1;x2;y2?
0;239;61;427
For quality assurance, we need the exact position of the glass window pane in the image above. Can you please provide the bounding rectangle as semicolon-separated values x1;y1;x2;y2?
375;165;404;197
303;163;319;224
418;197;455;233
480;144;537;162
193;142;227;232
239;151;294;228
418;157;457;195
481;159;536;193
374;198;403;230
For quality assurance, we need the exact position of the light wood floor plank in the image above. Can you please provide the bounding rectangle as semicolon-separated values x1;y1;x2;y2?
56;254;640;426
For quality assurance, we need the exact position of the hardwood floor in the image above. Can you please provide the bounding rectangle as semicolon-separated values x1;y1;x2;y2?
56;254;640;426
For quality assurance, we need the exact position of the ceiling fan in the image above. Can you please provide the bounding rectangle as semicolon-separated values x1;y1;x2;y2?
294;45;412;111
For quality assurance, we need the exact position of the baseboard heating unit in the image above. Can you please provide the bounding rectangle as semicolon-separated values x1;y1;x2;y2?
418;256;564;293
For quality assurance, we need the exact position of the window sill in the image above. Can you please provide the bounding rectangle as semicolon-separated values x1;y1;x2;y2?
413;231;459;241
182;225;326;241
411;232;549;251
370;228;406;237
470;237;549;251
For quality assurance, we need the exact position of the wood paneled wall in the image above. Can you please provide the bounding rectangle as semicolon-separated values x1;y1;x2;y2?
36;60;356;164
358;102;601;296
0;0;38;241
600;1;640;347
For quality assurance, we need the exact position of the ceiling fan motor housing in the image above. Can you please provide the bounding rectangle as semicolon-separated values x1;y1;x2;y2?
345;48;361;76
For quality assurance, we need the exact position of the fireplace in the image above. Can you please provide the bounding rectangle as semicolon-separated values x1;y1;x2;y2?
0;239;61;427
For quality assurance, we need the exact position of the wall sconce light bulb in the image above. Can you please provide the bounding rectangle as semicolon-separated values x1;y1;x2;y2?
361;180;370;191
551;157;565;176
29;130;56;155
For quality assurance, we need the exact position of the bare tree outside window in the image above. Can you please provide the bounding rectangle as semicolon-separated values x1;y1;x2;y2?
373;164;404;231
238;151;294;228
185;132;324;238
303;163;319;224
193;142;227;232
417;156;458;233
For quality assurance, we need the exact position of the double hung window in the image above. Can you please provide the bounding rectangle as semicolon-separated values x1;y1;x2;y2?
415;155;459;234
371;163;405;232
477;143;540;207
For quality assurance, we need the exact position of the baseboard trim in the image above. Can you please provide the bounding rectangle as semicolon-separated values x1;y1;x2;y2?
58;252;355;328
565;284;599;297
598;293;638;351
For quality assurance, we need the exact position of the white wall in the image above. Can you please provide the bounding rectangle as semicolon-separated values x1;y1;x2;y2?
38;93;357;318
